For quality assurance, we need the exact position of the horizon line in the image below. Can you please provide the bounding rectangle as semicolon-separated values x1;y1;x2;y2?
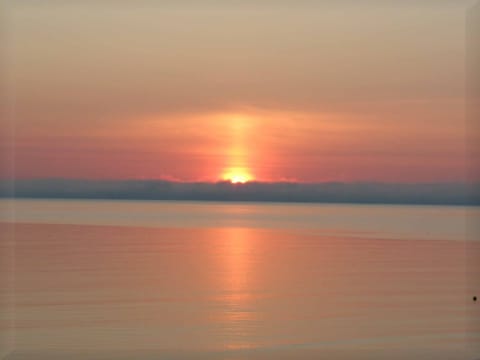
0;178;478;206
1;178;477;185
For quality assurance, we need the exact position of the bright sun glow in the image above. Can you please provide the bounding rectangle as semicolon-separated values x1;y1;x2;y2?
222;168;254;184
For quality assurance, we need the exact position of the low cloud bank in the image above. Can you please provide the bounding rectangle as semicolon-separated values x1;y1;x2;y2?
0;179;478;205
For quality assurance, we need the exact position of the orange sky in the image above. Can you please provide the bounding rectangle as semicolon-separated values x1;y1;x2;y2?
1;1;476;183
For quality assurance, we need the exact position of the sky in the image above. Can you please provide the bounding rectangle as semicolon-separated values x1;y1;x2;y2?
1;1;477;183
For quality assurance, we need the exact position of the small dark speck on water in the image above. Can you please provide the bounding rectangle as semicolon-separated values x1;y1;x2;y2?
474;296;477;302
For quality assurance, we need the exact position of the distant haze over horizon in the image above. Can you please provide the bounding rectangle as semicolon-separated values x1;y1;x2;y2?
1;178;478;206
1;1;478;185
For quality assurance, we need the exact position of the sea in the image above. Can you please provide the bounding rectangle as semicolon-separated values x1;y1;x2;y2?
0;199;479;359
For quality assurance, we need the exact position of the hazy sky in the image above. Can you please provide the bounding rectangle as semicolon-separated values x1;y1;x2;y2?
1;1;476;182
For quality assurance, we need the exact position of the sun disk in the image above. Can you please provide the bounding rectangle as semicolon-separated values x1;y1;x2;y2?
222;168;253;184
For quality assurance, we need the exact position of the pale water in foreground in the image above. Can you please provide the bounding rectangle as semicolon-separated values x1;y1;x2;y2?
0;199;479;359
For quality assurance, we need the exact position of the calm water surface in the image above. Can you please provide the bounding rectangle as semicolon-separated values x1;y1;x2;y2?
0;199;479;359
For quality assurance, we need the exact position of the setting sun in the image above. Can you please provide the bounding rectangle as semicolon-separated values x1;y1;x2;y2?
222;168;254;184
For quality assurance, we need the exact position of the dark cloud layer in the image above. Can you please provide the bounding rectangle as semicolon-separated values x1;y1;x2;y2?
1;179;478;206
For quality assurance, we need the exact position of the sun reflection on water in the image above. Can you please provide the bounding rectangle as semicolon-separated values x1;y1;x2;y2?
220;227;256;350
